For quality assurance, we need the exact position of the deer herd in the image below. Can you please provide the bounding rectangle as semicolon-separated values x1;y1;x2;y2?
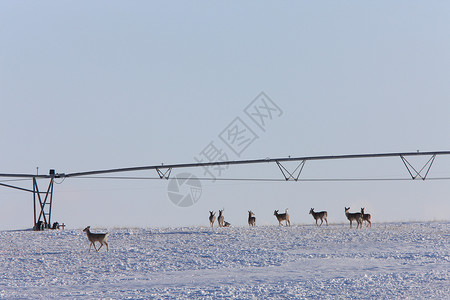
83;207;372;252
209;209;232;227
208;207;372;229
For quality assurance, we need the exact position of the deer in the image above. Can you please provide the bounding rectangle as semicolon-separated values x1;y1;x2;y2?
217;209;225;227
309;208;328;226
83;226;109;252
361;208;372;227
223;221;231;227
209;211;216;227
345;207;362;229
274;209;290;226
248;211;256;226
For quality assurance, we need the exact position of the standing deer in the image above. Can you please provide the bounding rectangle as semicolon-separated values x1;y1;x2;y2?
345;207;362;229
309;208;328;226
248;211;256;226
218;209;225;227
83;226;109;252
209;211;216;228
361;208;372;227
274;209;290;226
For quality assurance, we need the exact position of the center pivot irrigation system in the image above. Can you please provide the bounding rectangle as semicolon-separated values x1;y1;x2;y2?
1;151;449;230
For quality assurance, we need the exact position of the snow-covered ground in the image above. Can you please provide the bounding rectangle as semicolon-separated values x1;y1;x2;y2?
0;222;448;299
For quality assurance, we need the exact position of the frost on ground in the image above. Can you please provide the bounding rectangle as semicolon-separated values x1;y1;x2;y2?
0;222;448;299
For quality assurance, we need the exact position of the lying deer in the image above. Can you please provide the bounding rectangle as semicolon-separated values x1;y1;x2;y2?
248;211;256;226
345;207;362;229
223;221;231;227
361;207;372;227
209;211;216;227
83;226;109;252
274;209;290;226
309;208;328;226
218;209;225;227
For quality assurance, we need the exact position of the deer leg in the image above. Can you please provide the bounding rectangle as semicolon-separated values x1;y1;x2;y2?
325;218;328;226
97;243;103;251
104;241;109;251
92;242;99;252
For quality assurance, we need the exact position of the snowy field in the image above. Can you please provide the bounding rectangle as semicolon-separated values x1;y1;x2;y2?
0;222;448;299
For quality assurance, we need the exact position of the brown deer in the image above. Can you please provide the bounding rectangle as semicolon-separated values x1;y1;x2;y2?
345;207;362;229
248;211;256;226
209;211;216;227
274;209;290;226
83;226;109;252
218;209;225;227
309;208;328;226
361;208;372;227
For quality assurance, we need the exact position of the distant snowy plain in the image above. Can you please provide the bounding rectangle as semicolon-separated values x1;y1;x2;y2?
0;222;448;299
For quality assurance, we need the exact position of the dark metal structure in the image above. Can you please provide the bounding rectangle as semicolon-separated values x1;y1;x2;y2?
1;150;450;230
0;171;57;230
62;150;448;181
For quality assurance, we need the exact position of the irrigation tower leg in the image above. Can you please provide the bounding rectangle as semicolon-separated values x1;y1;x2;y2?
32;175;54;230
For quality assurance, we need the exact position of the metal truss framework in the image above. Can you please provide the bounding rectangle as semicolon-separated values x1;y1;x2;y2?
1;151;450;229
400;154;436;180
61;151;449;181
0;172;55;230
32;176;54;230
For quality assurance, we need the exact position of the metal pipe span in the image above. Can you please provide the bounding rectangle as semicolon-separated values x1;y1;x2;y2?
1;151;449;179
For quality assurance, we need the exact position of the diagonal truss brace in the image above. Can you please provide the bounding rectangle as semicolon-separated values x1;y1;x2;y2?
33;176;54;229
276;160;306;181
156;167;172;180
400;154;436;180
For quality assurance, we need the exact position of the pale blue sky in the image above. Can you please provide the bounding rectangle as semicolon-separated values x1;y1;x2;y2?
1;1;449;229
